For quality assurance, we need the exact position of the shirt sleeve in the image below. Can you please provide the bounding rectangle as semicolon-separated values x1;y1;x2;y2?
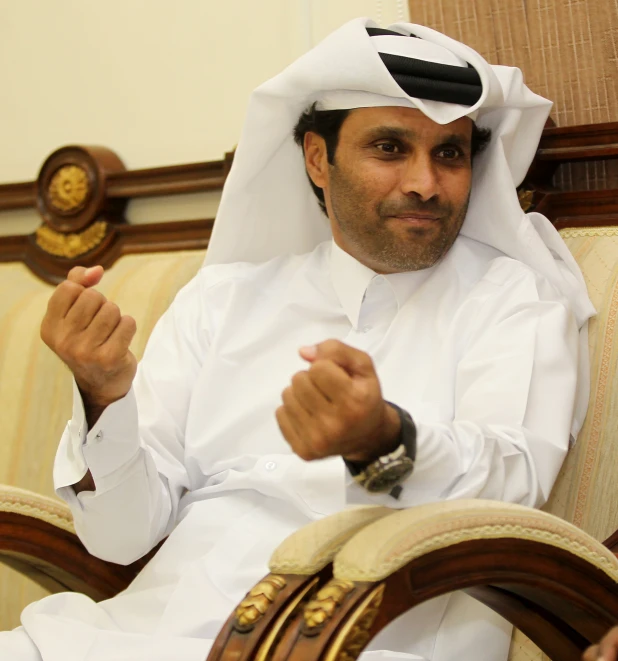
345;267;581;510
53;273;209;565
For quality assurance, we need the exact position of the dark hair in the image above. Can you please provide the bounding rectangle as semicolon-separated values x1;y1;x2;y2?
292;102;492;214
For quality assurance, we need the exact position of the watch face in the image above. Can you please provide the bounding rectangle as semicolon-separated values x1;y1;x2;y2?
365;458;414;493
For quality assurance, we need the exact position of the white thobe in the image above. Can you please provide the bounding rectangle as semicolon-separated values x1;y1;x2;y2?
2;236;579;661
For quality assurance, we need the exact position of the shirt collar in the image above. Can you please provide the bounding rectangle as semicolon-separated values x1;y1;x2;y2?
330;240;377;329
329;239;438;328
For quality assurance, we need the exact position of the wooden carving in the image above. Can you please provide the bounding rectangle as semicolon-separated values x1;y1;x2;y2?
325;584;384;661
47;164;91;213
234;574;287;632
35;221;108;259
0;145;220;283
302;579;356;633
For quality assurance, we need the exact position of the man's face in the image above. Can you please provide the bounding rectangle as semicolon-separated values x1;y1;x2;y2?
306;106;474;273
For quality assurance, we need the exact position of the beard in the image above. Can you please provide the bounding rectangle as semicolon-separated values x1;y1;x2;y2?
329;165;470;273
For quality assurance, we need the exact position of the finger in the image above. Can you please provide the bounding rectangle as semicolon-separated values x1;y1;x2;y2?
299;345;318;362
290;370;332;414
64;288;106;330
87;301;122;346
44;281;84;328
305;339;376;378
276;406;314;460
282;385;322;453
104;315;137;355
307;359;353;403
67;265;104;288
582;645;599;661
282;385;313;429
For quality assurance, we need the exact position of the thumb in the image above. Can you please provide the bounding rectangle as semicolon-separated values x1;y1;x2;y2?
66;265;104;288
300;339;375;378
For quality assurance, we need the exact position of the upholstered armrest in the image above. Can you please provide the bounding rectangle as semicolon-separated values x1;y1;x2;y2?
333;499;618;581
0;485;146;601
211;500;618;661
207;505;394;661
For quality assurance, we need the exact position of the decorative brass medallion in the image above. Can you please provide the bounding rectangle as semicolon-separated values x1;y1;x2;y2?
517;187;535;212
47;164;90;213
234;574;287;632
35;220;108;259
302;579;356;633
326;584;385;661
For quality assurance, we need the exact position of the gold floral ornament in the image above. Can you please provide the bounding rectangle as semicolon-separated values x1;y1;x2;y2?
35;220;108;259
303;579;356;632
327;584;385;661
48;164;90;213
517;187;535;212
234;574;287;632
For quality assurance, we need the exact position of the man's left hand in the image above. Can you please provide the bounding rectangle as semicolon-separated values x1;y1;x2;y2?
276;339;401;462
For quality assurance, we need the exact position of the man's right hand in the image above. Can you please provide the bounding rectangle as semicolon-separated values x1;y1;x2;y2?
40;265;138;428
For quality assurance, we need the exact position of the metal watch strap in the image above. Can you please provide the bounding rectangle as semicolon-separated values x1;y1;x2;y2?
343;402;416;493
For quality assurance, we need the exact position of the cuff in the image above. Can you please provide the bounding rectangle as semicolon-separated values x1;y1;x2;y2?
53;380;89;491
53;381;140;492
82;387;140;482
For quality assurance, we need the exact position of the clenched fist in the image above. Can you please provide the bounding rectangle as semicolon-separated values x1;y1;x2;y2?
40;265;137;426
276;339;401;463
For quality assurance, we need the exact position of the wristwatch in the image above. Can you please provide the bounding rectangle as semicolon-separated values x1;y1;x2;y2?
344;402;416;494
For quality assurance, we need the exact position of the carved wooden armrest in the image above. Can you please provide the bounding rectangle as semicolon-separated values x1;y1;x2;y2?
213;500;618;661
207;505;394;661
0;485;146;601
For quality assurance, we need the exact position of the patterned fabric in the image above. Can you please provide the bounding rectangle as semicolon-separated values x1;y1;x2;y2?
331;500;618;582
508;226;618;660
544;228;618;539
0;250;205;630
508;629;550;661
0;485;73;534
269;506;393;575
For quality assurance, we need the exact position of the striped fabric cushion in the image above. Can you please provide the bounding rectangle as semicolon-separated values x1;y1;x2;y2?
543;228;618;538
0;250;205;630
509;226;618;660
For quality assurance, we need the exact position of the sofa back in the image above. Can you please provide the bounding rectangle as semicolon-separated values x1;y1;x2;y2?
0;250;205;629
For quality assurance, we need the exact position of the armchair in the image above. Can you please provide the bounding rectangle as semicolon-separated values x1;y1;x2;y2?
1;122;618;660
207;501;618;661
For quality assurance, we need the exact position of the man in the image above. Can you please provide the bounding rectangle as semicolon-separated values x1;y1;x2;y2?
1;18;593;661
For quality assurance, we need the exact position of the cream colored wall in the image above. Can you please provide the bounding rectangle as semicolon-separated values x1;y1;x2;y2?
0;0;408;236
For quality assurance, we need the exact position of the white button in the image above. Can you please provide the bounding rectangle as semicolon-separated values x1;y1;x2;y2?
95;430;103;441
362;325;372;333
373;276;385;286
264;461;277;471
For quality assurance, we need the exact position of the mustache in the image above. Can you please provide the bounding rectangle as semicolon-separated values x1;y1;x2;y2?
377;199;451;218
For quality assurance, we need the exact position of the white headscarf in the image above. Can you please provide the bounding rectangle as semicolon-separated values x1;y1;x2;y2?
205;17;595;437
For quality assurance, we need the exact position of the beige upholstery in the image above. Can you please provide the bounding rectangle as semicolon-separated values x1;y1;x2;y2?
0;250;205;629
330;500;618;582
544;228;618;539
269;506;393;575
507;226;618;659
0;485;73;534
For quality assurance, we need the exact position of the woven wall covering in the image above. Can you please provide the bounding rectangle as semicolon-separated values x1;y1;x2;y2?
407;0;618;190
